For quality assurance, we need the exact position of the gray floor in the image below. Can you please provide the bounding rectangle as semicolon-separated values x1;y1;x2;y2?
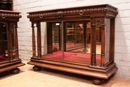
0;60;130;87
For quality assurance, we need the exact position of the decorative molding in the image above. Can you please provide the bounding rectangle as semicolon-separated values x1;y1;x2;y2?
27;4;118;20
0;11;21;19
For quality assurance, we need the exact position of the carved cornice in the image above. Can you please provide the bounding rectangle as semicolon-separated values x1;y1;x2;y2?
0;0;13;4
0;10;21;19
27;4;118;21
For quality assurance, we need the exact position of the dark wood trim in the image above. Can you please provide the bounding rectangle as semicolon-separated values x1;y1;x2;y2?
101;18;105;66
91;18;96;66
32;22;36;57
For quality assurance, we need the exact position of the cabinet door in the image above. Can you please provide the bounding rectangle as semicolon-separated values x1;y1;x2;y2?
0;22;8;62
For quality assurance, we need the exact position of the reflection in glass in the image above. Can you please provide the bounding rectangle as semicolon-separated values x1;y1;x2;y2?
95;21;101;65
65;23;84;53
64;22;90;64
42;22;63;60
52;23;61;52
41;21;103;65
96;21;101;55
0;23;8;62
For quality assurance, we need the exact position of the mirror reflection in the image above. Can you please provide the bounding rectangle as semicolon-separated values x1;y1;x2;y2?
40;20;110;65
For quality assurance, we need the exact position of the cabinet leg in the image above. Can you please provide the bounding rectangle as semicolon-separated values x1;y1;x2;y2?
33;66;42;71
92;78;104;85
10;68;20;74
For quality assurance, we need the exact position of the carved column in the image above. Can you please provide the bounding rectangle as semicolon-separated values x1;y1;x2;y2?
109;19;115;62
90;18;96;66
100;19;105;66
32;22;36;58
36;21;41;59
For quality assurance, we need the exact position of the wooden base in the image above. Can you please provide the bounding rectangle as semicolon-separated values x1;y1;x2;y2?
0;60;25;73
28;58;118;85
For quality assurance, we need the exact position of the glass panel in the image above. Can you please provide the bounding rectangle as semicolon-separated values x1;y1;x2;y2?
96;21;101;54
41;21;92;64
52;23;61;52
86;22;91;54
65;22;84;52
0;22;8;62
64;22;91;64
96;21;101;65
41;22;63;61
105;18;110;63
41;22;47;55
10;24;19;60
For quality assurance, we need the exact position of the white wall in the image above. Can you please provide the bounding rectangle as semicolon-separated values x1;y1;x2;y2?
13;0;130;78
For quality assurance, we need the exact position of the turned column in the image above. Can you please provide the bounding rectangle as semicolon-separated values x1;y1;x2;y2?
32;22;36;58
90;18;96;66
36;21;41;59
100;19;105;66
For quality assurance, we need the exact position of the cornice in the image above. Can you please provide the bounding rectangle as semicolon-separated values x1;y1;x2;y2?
27;4;118;20
0;10;21;19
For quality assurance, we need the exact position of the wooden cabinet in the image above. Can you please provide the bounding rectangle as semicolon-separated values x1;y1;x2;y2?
0;10;25;74
27;4;118;84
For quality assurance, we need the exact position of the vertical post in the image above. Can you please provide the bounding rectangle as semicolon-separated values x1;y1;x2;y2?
90;19;96;66
36;21;41;59
100;19;105;66
61;21;64;61
32;22;36;57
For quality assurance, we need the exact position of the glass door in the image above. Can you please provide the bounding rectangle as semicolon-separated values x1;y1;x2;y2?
65;22;85;52
0;22;8;62
41;21;93;64
63;21;91;64
42;22;63;61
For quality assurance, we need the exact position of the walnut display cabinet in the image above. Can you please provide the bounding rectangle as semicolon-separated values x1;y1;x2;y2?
0;10;25;74
27;4;118;84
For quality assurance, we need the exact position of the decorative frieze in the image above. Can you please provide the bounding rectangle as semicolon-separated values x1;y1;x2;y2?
27;4;118;21
0;11;21;19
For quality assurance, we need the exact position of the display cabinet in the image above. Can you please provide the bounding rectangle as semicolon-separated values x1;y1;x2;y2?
0;10;25;74
27;4;118;84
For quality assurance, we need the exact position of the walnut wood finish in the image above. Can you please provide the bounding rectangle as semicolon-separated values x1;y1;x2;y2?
0;10;25;73
27;4;118;85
